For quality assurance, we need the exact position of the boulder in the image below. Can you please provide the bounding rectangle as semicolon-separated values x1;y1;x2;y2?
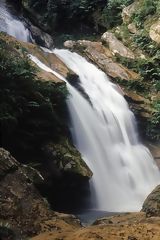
29;25;54;49
101;32;135;59
142;185;160;217
149;20;160;44
42;140;92;179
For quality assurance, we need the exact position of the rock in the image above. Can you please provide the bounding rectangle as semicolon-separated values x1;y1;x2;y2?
31;212;160;240
122;1;139;24
128;23;137;34
149;20;160;44
101;32;135;59
64;40;139;81
29;25;54;49
20;41;76;80
0;148;53;238
0;148;82;238
40;139;92;212
142;185;160;217
42;140;92;179
64;40;76;49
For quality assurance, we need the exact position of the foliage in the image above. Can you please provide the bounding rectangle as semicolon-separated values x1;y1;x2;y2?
133;32;158;56
0;34;68;161
147;101;160;140
132;0;159;28
100;0;133;29
113;76;146;93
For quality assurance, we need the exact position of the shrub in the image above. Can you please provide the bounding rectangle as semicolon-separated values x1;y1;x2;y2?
132;0;157;28
100;0;133;29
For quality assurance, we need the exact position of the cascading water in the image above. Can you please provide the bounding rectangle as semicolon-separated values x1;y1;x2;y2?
53;49;160;212
30;49;160;212
0;0;30;41
1;0;159;212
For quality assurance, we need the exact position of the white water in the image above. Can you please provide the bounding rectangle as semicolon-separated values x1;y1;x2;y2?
0;0;30;41
53;49;160;212
30;49;160;212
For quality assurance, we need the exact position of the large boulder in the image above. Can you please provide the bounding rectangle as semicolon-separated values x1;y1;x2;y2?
101;32;135;59
142;185;160;217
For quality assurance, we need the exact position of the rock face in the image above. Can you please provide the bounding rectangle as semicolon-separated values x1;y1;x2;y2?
0;149;81;239
42;140;92;179
64;40;139;81
29;25;54;49
0;148;51;238
101;32;135;59
142;185;160;217
149;21;160;44
40;139;92;212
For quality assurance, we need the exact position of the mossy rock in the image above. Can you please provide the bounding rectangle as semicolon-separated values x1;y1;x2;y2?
42;139;92;179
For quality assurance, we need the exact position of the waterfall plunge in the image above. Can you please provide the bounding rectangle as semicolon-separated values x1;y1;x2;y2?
53;49;160;212
30;50;160;212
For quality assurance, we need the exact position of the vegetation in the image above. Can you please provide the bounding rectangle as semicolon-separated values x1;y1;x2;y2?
147;101;160;140
0;33;68;161
100;0;133;29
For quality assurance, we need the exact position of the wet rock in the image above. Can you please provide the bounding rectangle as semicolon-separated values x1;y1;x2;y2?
29;25;54;49
101;32;135;59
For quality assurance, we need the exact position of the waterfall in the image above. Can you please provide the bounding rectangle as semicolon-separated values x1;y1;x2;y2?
30;49;160;212
0;0;30;41
1;0;160;214
53;49;160;212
